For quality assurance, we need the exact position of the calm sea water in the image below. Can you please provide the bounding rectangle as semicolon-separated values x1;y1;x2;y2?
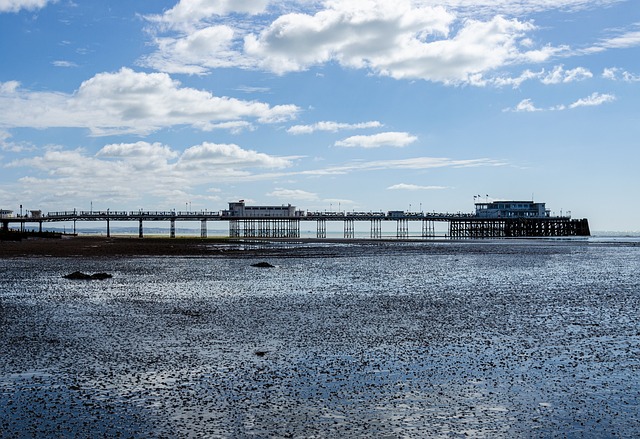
1;239;639;437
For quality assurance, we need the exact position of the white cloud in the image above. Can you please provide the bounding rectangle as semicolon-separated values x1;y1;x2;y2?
0;0;53;13
97;142;179;171
427;0;623;16
588;29;640;52
177;142;291;170
52;60;78;68
287;120;382;135
143;25;249;75
335;132;417;148
603;67;640;82
492;69;541;88
267;188;318;200
493;65;592;88
0;68;299;135
506;92;615;112
387;183;448;191
147;0;270;30
245;6;548;84
0;129;34;153
541;65;592;84
505;99;541;112
301;156;506;176
144;0;560;85
7;141;294;206
569;92;616;108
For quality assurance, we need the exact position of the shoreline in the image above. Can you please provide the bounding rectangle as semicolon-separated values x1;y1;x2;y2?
0;234;596;258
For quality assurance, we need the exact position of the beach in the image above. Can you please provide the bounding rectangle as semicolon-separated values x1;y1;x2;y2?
1;238;639;437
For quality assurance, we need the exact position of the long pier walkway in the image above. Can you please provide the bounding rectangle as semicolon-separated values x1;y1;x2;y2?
1;210;591;239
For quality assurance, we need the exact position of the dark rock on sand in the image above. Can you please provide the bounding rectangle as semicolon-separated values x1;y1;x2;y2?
251;262;275;268
64;271;112;280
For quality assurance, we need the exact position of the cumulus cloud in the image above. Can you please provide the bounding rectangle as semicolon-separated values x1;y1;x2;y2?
387;183;448;191
177;142;291;169
0;0;53;13
287;120;382;135
143;0;560;85
335;132;417;148
0;68;299;135
143;25;249;75
147;0;270;30
7;141;294;206
245;5;551;84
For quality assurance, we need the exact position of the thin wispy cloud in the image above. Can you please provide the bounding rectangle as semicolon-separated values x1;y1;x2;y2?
568;92;616;108
492;65;593;88
585;27;640;53
387;184;448;191
335;132;418;148
288;121;382;135
505;92;616;112
52;60;78;68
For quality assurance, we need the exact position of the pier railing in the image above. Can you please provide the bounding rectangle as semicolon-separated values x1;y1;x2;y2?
3;209;587;239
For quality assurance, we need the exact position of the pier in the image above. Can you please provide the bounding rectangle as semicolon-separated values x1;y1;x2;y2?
1;200;590;239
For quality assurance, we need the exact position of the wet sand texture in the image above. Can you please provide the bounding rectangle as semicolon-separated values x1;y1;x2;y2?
1;240;639;437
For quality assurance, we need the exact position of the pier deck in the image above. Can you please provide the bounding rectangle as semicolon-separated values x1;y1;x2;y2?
1;210;590;239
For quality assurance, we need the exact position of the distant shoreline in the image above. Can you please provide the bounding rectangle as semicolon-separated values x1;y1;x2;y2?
0;234;602;258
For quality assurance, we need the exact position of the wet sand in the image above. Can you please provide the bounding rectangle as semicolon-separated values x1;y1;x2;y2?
0;236;228;257
0;235;464;258
1;238;638;437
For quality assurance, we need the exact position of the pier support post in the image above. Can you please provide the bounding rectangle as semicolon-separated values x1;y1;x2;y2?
421;220;435;239
396;219;409;239
229;220;239;238
201;219;207;238
370;218;381;239
138;218;143;238
39;221;43;233
170;219;175;238
290;219;300;238
317;219;326;238
344;219;354;239
2;220;8;232
106;219;110;238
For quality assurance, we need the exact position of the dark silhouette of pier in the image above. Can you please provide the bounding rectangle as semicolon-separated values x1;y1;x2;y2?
1;208;590;239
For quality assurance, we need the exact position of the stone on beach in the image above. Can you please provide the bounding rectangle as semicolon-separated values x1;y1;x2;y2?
63;271;112;280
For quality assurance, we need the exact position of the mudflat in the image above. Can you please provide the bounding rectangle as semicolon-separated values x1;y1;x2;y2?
0;236;229;257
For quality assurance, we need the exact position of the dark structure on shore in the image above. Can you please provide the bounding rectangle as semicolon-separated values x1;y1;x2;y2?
1;199;590;240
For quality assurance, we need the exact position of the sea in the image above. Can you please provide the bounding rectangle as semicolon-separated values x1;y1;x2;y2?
1;237;639;438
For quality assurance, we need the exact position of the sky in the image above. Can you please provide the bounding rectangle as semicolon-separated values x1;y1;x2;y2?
0;0;639;232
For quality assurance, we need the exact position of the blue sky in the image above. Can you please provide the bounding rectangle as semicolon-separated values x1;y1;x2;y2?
0;0;638;231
